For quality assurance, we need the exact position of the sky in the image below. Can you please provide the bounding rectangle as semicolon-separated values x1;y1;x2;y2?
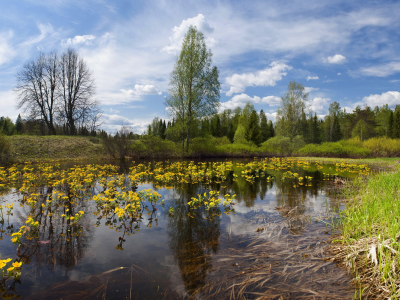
1;0;400;133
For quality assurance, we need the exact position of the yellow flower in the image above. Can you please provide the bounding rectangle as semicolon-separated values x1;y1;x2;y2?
12;261;22;268
7;266;14;272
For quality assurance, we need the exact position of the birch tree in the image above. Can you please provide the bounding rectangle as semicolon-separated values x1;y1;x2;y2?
276;81;308;139
166;26;220;151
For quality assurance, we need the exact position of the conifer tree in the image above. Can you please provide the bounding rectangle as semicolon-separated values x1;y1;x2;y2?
15;114;24;134
393;110;400;138
388;111;394;138
246;110;261;145
259;110;269;142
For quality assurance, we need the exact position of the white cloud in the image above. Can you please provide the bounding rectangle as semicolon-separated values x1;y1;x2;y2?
21;23;55;46
309;97;330;114
98;84;162;105
355;62;400;77
326;54;346;64
101;114;150;134
61;34;95;46
337;73;342;75
225;62;292;96
0;90;20;120
304;87;319;93
220;93;281;111
307;76;319;81
0;31;14;66
162;14;216;54
362;91;400;108
391;79;400;83
134;84;162;95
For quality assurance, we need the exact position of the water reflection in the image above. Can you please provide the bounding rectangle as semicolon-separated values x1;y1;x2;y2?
0;158;369;299
167;192;220;295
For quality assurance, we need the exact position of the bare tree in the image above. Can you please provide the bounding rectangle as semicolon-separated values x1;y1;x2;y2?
58;48;96;135
15;52;59;135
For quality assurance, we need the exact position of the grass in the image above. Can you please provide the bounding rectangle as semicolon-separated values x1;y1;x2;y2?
8;135;107;162
300;157;400;169
329;165;400;298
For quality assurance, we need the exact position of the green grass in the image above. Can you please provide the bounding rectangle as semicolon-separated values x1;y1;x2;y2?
336;168;400;298
300;157;400;168
8;135;107;162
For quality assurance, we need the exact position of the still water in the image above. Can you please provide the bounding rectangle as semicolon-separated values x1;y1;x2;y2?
0;158;370;299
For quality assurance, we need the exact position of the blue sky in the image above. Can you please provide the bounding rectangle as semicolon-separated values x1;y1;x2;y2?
1;0;400;133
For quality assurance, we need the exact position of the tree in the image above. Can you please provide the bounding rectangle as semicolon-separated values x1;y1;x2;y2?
327;101;342;142
166;26;220;152
276;81;308;139
259;110;269;143
352;119;369;141
393;109;400;138
245;110;261;145
15;52;59;135
15;114;24;134
15;49;101;136
58;48;97;135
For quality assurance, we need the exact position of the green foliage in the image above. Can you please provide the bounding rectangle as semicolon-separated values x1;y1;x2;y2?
363;137;400;157
261;136;289;155
218;143;258;155
296;139;371;158
393;109;400;138
189;136;218;156
352;119;371;141
189;136;232;156
276;81;308;139
165;25;220;152
131;136;179;158
0;117;16;136
233;121;247;144
245;110;261;145
15;114;24;134
260;135;305;155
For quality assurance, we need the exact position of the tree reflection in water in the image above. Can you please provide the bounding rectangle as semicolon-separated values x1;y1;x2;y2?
167;185;221;296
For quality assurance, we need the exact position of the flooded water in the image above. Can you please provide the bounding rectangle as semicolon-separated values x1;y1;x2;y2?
0;158;370;299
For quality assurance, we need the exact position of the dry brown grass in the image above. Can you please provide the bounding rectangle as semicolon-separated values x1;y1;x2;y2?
9;135;108;162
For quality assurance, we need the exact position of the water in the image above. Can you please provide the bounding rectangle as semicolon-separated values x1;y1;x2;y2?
0;158;369;299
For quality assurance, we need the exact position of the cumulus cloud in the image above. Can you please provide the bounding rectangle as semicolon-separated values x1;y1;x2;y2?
133;84;162;95
307;76;319;81
162;14;216;54
355;62;400;77
309;97;331;114
362;91;400;108
326;54;346;64
304;87;319;93
101;113;150;133
61;34;95;46
225;62;292;96
219;93;281;111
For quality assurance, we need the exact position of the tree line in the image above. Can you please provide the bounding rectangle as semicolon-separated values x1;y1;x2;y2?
5;25;400;151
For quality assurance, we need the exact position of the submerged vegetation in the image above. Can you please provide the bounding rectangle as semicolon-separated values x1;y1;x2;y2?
0;157;371;298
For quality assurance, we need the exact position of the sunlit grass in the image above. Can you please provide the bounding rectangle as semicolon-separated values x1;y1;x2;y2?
333;170;400;298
